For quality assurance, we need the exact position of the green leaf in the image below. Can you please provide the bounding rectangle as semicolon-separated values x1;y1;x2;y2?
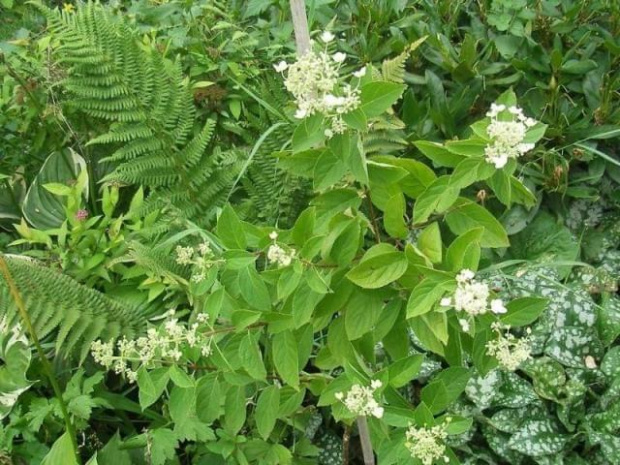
41;432;79;465
255;385;280;440
388;355;424;388
342;108;368;131
407;279;453;318
383;193;407;239
196;375;221;424
272;331;299;389
413;176;460;224
292;114;325;152
445;140;487;157
240;333;267;380
148;429;178;465
450;157;495;189
137;367;169;410
345;290;383;340
346;251;408;289
421;367;471;414
445;228;483;271
501;297;547;327
238;267;271;311
414;141;464;168
169;365;194;388
418;222;442;264
43;183;73;196
313;149;347;191
216;204;247;250
291;207;315;248
359;81;405;118
224;385;247;435
22;149;87;229
445;198;509;248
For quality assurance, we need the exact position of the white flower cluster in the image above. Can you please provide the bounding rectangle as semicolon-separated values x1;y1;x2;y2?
274;32;365;136
175;242;215;283
441;270;507;330
335;380;384;418
484;103;537;168
486;322;532;371
91;310;213;383
266;231;296;268
405;423;450;465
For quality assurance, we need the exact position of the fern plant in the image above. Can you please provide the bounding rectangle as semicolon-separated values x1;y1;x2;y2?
0;256;147;360
37;2;242;219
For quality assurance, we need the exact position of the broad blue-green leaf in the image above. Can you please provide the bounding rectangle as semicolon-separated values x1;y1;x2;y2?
23;149;87;229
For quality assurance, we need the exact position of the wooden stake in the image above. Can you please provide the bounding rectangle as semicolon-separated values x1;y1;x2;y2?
290;0;311;55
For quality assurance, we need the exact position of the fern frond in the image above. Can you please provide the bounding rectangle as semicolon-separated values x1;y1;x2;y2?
0;257;146;361
38;2;238;217
381;37;427;84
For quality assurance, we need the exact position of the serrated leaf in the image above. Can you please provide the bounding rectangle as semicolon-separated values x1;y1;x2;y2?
255;385;280;440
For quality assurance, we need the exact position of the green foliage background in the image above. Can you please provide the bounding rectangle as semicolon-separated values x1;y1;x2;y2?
0;1;619;464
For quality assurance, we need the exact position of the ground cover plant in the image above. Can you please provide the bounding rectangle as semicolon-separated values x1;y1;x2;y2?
0;1;619;464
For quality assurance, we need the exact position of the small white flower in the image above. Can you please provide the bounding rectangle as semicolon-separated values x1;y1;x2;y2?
332;52;346;63
585;355;597;369
273;61;288;72
490;299;507;314
335;392;344;400
269;231;278;240
440;297;452;307
324;128;334;138
458;319;470;332
294;108;308;119
457;269;475;283
353;66;366;78
320;31;335;43
370;379;382;389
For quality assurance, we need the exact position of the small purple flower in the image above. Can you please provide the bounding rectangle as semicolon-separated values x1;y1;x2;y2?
75;209;88;221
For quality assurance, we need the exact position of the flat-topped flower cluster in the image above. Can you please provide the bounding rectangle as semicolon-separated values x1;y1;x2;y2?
484;103;537;168
405;422;450;465
441;270;507;331
335;380;384;418
486;322;532;371
274;31;366;136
